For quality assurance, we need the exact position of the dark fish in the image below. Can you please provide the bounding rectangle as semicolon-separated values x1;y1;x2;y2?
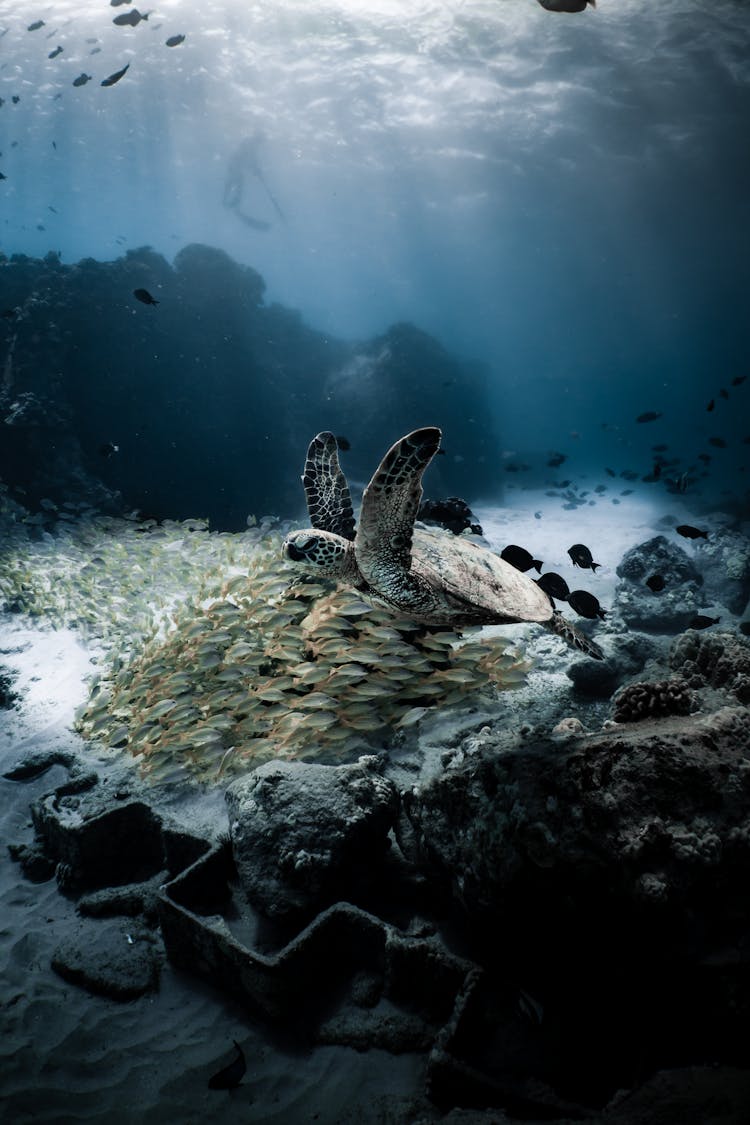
166;34;185;47
698;453;711;464
719;388;729;400
11;96;20;104
28;20;45;31
536;572;569;601
36;224;45;231
645;574;665;593
636;411;662;424
620;469;639;481
48;45;63;59
547;452;566;468
111;0;131;6
73;74;92;87
334;435;350;451
208;1041;246;1090
688;615;720;630
536;0;596;10
113;10;148;26
594;485;607;494
653;462;662;479
620;489;633;495
101;64;130;87
732;376;747;386
99;442;120;458
501;544;542;574
567;543;600;572
605;468;616;477
567;590;606;620
133;287;158;305
708;436;726;448
0;172;6;181
675;524;708;540
706;399;715;412
652;444;668;451
48;205;58;212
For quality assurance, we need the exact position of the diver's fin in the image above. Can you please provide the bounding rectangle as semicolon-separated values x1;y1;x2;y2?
548;610;604;660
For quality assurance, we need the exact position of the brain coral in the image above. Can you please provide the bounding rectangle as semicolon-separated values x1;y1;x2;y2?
76;534;528;785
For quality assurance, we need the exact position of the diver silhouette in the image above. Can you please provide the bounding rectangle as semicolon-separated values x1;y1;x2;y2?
223;131;286;231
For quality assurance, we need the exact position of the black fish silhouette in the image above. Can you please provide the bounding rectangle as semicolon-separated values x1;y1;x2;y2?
536;572;569;601
636;411;662;424
567;589;606;620
675;524;707;540
208;1041;246;1090
501;544;542;574
101;64;130;87
567;543;600;571
133;288;158;305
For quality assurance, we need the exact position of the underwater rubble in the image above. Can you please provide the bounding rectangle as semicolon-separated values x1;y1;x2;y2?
5;618;750;1121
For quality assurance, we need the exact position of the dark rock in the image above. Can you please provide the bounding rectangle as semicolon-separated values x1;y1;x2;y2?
0;667;18;708
403;705;750;921
566;656;624;698
691;527;750;615
418;497;483;536
226;755;399;918
7;841;56;882
51;918;161;1000
615;535;702;632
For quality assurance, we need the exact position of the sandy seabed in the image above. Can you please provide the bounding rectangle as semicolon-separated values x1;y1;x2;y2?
0;488;741;1123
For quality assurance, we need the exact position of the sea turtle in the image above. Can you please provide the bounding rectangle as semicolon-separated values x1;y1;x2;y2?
282;428;604;660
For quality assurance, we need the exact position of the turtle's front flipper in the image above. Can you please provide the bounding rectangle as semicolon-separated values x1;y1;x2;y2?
302;432;356;541
357;427;441;575
547;610;604;660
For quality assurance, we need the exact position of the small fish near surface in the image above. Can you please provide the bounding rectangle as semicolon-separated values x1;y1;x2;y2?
535;0;596;10
113;9;149;26
567;589;606;620
646;574;665;593
101;64;130;87
535;572;570;602
501;544;542;574
732;375;747;386
636;411;662;424
567;543;600;572
166;34;186;47
133;287;158;305
706;399;715;412
73;74;92;87
675;524;708;540
48;45;63;59
688;615;720;631
27;20;45;31
208;1040;246;1090
708;436;727;448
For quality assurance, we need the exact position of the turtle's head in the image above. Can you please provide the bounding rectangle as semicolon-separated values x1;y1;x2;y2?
282;528;357;580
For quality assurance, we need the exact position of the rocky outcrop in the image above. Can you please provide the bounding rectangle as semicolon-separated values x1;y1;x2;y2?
690;527;750;615
614;535;702;631
226;755;399;919
402;705;750;921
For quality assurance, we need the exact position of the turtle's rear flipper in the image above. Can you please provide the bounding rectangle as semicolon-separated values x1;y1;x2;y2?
548;610;604;660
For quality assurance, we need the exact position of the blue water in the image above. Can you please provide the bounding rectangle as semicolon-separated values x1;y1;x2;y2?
1;0;748;513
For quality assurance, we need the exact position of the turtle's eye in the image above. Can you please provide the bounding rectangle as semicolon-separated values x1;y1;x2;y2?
296;535;318;552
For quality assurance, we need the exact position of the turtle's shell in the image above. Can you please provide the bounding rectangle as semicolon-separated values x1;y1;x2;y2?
410;527;553;625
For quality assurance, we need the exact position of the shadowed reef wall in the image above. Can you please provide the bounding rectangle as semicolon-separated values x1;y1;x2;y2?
0;245;502;528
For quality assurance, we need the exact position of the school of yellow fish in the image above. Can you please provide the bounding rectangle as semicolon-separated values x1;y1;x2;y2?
0;511;529;786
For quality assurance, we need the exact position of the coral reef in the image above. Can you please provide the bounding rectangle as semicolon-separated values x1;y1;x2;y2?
670;628;750;702
692;527;750;615
612;677;693;722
